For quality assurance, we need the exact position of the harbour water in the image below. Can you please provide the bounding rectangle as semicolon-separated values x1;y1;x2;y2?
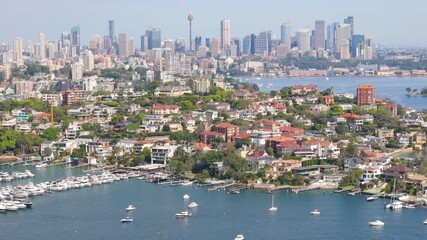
242;76;427;111
1;165;427;239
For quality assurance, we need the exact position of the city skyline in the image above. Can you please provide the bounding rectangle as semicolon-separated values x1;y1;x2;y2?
2;0;427;48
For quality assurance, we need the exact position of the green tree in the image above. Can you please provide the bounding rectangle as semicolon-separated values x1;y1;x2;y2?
42;127;60;141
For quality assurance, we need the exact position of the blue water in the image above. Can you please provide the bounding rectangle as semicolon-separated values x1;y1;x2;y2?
1;166;427;239
242;76;427;111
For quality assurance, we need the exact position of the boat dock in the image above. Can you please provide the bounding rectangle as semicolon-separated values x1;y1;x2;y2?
207;183;236;191
292;185;320;193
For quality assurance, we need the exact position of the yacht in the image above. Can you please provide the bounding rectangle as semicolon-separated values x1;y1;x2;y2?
24;170;35;177
187;202;198;208
175;210;192;218
183;194;190;200
424;219;427;225
269;194;277;212
4;202;18;211
386;179;403;210
403;204;415;209
310;209;320;215
368;220;385;226
121;217;133;223
126;205;136;211
234;234;245;240
35;163;48;169
366;196;379;201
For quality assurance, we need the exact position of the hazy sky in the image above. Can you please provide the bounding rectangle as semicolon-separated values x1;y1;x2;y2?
2;0;427;47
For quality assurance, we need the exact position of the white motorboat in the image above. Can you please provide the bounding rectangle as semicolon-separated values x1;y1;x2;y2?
35;163;48;168
235;234;245;240
0;203;6;212
403;204;415;209
269;194;277;212
366;196;378;201
369;220;385;226
24;170;35;177
310;209;320;215
175;210;192;218
4;202;18;211
180;180;193;186
424;219;427;225
121;217;133;223
126;205;136;211
187;202;198;208
183;194;190;200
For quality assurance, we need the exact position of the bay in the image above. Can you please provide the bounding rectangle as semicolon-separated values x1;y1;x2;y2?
1;165;427;240
241;76;427;111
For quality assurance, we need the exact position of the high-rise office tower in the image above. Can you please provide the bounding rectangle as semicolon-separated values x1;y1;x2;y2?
205;38;210;48
118;33;128;58
210;37;220;58
296;28;310;53
103;36;112;52
344;16;354;36
242;35;251;55
250;34;257;55
140;35;148;52
195;36;202;51
26;40;34;55
280;21;291;45
254;31;271;55
351;34;365;58
220;19;231;50
109;20;115;42
47;41;57;59
60;32;70;48
38;33;46;60
13;37;23;66
313;20;325;50
335;24;351;54
70;25;80;55
326;22;339;52
188;12;193;52
128;37;134;56
146;28;161;49
232;37;241;56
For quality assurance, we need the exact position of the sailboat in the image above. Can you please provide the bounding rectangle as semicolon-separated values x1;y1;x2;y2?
385;179;403;210
269;194;277;212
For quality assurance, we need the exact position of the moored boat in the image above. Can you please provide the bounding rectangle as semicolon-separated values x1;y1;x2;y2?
310;209;320;215
175;210;192;218
126;205;136;211
187;202;198;208
369;220;385;226
183;194;190;200
121;217;133;223
234;234;245;240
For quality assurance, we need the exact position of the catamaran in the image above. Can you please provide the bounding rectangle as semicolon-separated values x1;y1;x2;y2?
385;179;403;210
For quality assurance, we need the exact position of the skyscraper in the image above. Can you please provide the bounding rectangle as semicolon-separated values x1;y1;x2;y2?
351;34;365;58
128;38;134;56
220;19;231;50
242;35;251;55
118;33;128;58
140;35;148;52
296;28;310;53
232;37;241;56
188;13;193;52
254;30;271;55
344;16;354;36
195;36;202;51
313;20;325;50
335;24;351;54
109;20;115;42
13;37;23;66
250;34;257;55
205;38;210;48
83;50;94;71
210;37;220;58
70;25;80;55
326;23;339;52
280;21;291;45
146;28;161;49
38;33;46;60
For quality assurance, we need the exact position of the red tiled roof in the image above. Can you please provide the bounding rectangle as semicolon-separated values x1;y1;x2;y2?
277;141;299;148
303;139;331;148
357;84;375;89
342;113;361;119
152;104;180;110
233;133;252;139
202;131;225;137
280;126;303;133
247;150;266;157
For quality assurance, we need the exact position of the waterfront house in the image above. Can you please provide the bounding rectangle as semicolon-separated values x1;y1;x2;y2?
343;157;364;172
267;160;302;179
323;172;346;184
150;143;178;165
381;164;412;182
292;165;338;177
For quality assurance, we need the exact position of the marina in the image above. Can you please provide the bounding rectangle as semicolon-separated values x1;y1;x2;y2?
0;165;427;239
